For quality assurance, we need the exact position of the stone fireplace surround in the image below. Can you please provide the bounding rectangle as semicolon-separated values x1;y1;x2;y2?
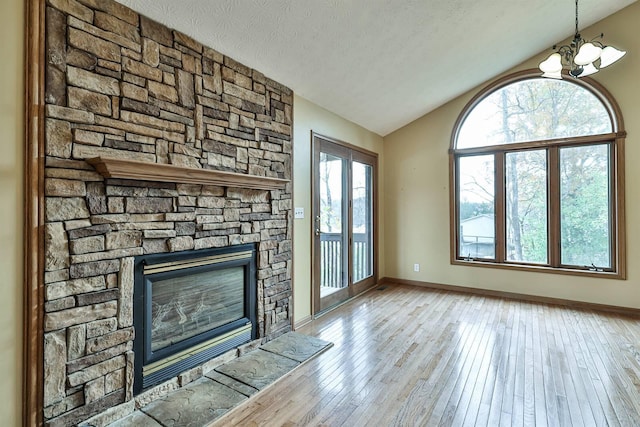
41;0;293;425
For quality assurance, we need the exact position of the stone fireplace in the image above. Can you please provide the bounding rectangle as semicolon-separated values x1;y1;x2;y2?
133;244;257;393
41;0;293;425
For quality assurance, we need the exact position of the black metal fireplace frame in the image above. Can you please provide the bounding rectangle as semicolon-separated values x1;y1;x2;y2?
133;243;257;393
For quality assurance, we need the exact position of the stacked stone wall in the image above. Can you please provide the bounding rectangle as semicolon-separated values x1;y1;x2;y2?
42;0;293;425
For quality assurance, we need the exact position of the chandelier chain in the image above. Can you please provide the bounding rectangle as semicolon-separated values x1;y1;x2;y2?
575;0;579;36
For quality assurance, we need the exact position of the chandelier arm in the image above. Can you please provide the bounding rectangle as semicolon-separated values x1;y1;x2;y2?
556;45;574;64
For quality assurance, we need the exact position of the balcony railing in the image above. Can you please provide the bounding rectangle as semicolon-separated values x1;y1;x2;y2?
460;234;495;259
320;232;370;289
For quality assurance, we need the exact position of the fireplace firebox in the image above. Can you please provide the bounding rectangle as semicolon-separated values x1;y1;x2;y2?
133;244;257;393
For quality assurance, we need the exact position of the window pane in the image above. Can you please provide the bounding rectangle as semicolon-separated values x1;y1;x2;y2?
352;161;373;282
319;152;347;290
560;144;611;268
457;79;612;149
505;150;548;264
458;155;495;259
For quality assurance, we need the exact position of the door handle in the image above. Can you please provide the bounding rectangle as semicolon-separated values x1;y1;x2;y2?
315;216;321;236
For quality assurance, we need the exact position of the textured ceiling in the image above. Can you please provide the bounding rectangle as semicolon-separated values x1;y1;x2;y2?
116;0;636;136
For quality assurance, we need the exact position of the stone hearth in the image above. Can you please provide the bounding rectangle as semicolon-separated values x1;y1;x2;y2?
80;332;332;427
42;0;293;425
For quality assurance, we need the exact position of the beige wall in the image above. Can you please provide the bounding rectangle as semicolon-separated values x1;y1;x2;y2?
384;2;640;309
292;96;385;323
0;0;23;424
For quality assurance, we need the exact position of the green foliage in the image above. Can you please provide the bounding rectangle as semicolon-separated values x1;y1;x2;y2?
560;145;611;267
505;150;547;263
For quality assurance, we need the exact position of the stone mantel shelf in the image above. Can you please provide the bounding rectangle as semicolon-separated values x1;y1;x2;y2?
86;157;290;191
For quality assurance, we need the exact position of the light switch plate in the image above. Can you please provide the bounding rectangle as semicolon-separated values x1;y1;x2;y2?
294;207;304;219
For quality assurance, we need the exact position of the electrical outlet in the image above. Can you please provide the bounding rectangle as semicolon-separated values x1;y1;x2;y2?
414;263;420;272
294;207;304;219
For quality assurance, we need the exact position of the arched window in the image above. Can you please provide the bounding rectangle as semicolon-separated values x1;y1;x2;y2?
450;70;626;278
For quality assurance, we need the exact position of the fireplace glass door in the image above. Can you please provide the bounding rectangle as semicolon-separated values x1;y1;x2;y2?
134;244;257;393
150;266;244;352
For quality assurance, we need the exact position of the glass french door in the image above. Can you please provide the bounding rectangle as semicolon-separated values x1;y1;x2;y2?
312;134;377;314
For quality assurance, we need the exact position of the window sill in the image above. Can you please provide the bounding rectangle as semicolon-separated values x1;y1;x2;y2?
451;259;626;280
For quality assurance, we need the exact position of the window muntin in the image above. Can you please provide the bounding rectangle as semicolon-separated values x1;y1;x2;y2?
456;78;612;149
451;71;624;278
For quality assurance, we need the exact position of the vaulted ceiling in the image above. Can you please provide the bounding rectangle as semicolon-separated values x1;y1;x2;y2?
117;0;636;136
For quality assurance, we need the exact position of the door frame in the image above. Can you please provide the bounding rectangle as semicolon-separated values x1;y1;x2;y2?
310;132;379;315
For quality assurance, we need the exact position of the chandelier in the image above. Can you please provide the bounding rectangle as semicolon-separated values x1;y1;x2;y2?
539;0;626;79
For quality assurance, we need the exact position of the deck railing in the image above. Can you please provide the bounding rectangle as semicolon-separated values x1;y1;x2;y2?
320;232;370;288
460;234;495;259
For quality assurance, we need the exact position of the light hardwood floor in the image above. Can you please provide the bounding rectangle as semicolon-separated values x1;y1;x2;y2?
213;284;640;426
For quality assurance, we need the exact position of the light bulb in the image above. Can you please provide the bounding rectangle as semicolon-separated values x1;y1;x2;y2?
599;46;626;68
574;42;602;66
542;71;563;79
581;63;599;77
539;53;562;73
